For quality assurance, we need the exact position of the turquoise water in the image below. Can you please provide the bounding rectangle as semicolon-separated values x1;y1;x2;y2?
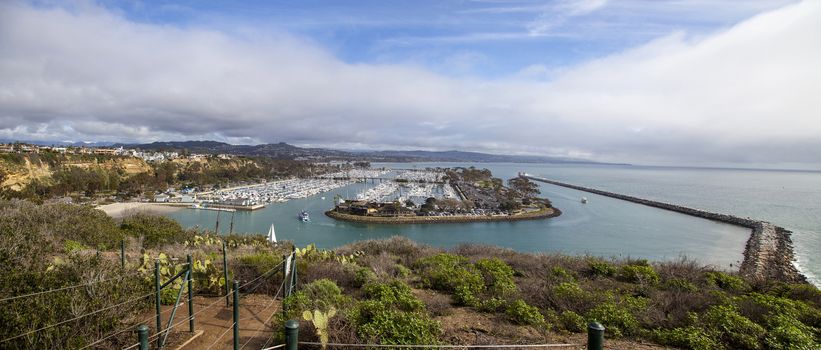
167;163;820;285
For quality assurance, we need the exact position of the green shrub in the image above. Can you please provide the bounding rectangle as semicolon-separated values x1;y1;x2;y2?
619;265;660;284
475;258;518;297
588;260;616;277
121;214;188;248
558;311;586;333
303;279;349;312
586;299;642;337
551;266;575;281
354;280;441;345
414;253;484;306
505;299;544;326
64;239;88;253
763;314;817;350
706;271;748;291
664;278;698;292
653;326;720;350
553;281;586;300
701;304;764;349
238;252;281;276
354;267;377;287
363;280;423;312
395;264;411;278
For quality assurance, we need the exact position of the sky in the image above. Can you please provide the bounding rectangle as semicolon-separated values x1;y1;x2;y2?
1;0;820;168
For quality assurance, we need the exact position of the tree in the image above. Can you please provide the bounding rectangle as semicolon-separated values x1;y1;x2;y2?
508;177;540;199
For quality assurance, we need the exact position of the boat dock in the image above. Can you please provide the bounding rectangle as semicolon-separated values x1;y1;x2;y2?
521;174;805;283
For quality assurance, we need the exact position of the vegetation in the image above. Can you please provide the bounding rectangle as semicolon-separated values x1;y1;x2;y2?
1;200;819;349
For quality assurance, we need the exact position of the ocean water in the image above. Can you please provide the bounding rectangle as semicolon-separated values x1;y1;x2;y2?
167;163;820;286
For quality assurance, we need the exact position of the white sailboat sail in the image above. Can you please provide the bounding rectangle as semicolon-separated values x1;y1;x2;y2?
267;223;277;243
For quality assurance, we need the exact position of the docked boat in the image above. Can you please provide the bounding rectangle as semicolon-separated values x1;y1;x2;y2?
298;211;310;222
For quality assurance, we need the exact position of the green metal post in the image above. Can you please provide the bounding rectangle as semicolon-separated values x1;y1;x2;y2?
120;240;125;269
154;260;162;349
232;281;240;350
187;254;195;332
137;324;149;350
285;319;299;350
223;240;230;307
587;322;604;350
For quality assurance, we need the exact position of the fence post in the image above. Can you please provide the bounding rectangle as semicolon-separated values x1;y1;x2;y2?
187;254;195;332
233;280;240;350
154;260;162;349
587;322;604;350
223;240;230;307
282;255;289;298
285;319;299;350
137;324;149;350
121;239;126;269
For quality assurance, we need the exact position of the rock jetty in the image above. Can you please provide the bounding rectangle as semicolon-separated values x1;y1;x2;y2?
523;175;806;283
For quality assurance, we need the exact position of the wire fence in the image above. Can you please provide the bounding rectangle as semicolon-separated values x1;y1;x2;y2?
0;269;146;303
297;342;583;349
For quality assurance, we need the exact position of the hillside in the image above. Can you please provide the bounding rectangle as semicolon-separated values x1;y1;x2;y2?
0;201;818;349
117;140;614;164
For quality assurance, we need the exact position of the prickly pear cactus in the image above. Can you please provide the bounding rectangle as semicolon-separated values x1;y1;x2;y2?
303;307;337;349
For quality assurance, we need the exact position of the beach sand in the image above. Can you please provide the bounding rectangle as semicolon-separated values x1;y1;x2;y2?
96;202;185;219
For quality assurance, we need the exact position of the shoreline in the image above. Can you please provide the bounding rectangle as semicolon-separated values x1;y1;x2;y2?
325;207;561;224
96;202;187;219
524;175;806;283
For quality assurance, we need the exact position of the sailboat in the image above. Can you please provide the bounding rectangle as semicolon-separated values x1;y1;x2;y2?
267;223;277;243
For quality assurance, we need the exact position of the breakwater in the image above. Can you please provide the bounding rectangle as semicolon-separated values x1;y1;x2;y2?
523;175;805;283
325;207;560;225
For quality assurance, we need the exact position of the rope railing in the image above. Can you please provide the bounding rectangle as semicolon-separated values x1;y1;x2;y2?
78;306;177;349
0;290;155;344
297;342;583;348
238;279;287;350
206;321;237;350
0;269;145;303
238;259;286;290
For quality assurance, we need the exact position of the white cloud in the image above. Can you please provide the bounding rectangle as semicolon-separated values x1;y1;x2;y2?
0;1;820;166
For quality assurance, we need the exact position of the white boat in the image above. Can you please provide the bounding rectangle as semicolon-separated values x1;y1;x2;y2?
267;223;277;243
298;211;310;222
581;197;588;204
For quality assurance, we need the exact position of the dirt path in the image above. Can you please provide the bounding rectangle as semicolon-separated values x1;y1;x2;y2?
142;294;282;350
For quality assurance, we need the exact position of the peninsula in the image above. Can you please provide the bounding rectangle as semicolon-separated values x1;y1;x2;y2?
326;167;559;224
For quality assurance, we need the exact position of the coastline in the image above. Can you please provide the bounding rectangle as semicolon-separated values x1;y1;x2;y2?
96;202;187;219
524;175;806;283
325;207;561;224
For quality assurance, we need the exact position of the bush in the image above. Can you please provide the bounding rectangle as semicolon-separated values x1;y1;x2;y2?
585;297;647;337
550;266;575;281
588;260;616;277
121;214;188;248
475;258;518;297
238;252;282;276
763;314;817;350
701;304;764;349
505;299;544;326
653;326;720;350
414;253;484;306
664;278;698;292
354;267;377;287
558;311;586;333
706;271;748;292
619;265;660;284
354;280;441;345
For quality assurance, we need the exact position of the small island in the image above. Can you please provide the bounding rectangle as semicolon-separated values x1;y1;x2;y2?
326;167;560;224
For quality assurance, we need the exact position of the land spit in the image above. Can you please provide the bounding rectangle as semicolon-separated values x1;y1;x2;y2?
325;207;560;224
522;175;806;283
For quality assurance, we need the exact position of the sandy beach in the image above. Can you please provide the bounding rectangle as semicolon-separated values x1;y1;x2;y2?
96;202;185;219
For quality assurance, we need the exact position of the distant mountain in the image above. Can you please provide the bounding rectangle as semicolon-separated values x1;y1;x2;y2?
114;140;353;160
0;139;115;147
106;140;620;164
357;150;603;164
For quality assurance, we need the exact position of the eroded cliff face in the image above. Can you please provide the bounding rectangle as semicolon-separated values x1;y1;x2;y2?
0;157;53;191
0;155;153;191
